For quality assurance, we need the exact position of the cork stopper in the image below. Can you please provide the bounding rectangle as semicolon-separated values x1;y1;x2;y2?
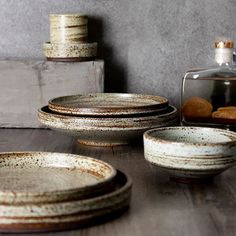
214;40;234;49
214;40;234;64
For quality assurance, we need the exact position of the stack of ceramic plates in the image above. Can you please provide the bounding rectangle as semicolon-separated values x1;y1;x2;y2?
0;152;132;233
38;93;178;146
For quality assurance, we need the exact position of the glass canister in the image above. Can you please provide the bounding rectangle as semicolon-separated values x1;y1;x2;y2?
181;40;236;130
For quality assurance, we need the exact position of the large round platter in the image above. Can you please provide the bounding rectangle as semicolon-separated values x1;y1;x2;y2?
38;105;177;146
48;93;169;116
0;152;116;203
0;170;131;233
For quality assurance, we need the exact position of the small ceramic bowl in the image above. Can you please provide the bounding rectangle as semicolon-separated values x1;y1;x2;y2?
38;106;177;146
144;126;236;183
43;42;97;62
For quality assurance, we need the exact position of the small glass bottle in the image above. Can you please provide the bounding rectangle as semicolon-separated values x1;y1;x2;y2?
181;40;236;130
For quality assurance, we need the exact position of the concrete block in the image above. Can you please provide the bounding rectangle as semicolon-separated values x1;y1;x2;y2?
0;59;104;128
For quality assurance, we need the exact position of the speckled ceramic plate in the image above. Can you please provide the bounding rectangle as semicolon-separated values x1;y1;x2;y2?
48;93;169;116
38;105;177;146
0;170;131;233
43;42;97;62
0;152;116;203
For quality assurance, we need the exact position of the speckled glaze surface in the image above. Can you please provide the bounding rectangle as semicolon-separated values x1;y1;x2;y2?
144;127;236;182
0;152;116;203
50;14;88;43
43;42;97;60
38;105;177;146
0;170;131;233
48;93;169;116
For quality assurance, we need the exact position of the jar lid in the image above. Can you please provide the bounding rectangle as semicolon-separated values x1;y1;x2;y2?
215;40;234;48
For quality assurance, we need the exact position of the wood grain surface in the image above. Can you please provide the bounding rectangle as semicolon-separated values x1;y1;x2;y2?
0;129;235;236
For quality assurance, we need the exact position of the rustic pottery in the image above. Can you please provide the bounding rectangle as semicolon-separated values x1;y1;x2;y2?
48;93;168;116
48;93;169;116
50;14;88;43
38;105;177;146
44;13;97;62
43;42;97;62
0;170;131;233
143;126;236;183
0;152;116;203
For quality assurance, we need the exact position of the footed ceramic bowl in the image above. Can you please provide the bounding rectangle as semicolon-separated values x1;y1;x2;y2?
38;106;177;146
144;126;236;183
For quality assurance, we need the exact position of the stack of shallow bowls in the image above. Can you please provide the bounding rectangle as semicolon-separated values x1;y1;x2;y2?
38;93;178;146
0;151;132;233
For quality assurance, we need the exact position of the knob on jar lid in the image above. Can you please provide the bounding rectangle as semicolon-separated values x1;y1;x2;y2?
214;40;234;48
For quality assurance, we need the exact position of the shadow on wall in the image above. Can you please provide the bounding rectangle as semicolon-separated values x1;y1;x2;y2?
88;16;127;93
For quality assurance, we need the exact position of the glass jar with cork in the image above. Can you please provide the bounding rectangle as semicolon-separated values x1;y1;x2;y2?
181;40;236;130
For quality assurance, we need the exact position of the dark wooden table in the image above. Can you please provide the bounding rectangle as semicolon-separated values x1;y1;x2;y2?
0;129;236;236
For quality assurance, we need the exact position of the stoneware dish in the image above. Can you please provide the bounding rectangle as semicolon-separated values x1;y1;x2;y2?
144;126;236;183
48;93;169;116
50;14;88;43
38;105;177;146
0;170;132;233
43;42;97;62
0;152;116;203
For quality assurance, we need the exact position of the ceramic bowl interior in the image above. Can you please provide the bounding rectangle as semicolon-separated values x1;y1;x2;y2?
148;127;236;144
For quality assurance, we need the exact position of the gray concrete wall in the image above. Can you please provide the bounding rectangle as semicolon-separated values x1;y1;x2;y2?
0;0;235;106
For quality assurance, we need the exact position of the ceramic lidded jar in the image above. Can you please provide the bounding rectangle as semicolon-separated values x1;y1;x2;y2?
49;14;88;43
